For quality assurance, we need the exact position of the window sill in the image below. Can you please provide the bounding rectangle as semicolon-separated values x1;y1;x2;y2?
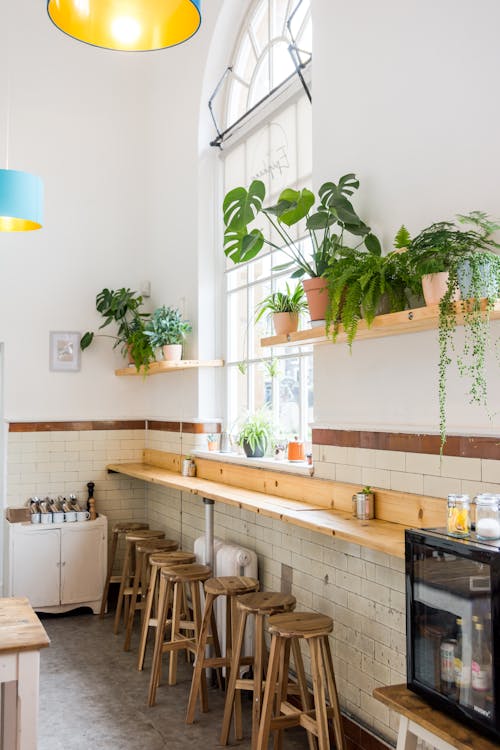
192;450;313;477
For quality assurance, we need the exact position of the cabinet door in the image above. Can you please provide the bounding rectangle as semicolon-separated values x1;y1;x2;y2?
60;523;105;605
11;528;61;607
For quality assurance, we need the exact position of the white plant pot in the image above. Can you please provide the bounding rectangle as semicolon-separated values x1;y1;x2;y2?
162;344;182;361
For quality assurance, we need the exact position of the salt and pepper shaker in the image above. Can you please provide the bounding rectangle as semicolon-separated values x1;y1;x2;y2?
87;481;96;520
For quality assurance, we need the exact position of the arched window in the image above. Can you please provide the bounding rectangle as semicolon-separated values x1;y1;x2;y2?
221;0;313;444
225;0;311;129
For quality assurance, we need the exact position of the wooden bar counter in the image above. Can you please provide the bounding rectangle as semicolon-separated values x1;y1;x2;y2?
107;449;447;559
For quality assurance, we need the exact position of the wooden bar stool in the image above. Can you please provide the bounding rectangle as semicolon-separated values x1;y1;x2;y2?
99;521;149;618
148;563;219;708
137;549;196;671
220;591;296;749
257;612;346;750
123;537;179;651
186;575;259;726
113;530;165;635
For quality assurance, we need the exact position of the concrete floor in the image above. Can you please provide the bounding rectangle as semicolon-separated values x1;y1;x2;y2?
38;609;308;749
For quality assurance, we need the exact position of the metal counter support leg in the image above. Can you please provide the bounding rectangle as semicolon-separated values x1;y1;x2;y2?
203;498;215;570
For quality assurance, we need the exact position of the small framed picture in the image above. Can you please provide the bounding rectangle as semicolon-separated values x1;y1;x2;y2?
49;331;81;372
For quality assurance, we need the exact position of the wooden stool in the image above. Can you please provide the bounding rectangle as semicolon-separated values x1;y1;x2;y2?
137;549;196;671
186;575;260;725
148;563;219;707
221;591;296;749
113;530;165;635
257;612;345;750
123;538;179;651
99;521;149;618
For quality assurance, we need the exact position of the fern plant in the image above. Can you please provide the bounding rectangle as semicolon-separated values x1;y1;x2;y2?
325;241;409;347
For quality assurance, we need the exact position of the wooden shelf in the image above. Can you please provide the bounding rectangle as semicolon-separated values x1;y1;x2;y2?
115;359;224;377
261;299;500;348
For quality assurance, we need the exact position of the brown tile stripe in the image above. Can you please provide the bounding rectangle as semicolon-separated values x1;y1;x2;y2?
312;429;500;459
148;420;221;434
9;420;221;434
9;420;146;433
343;715;390;750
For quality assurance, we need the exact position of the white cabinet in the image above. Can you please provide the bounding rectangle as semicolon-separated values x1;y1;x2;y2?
5;516;107;614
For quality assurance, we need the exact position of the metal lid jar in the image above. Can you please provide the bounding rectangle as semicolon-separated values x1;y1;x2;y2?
447;494;471;538
475;494;500;540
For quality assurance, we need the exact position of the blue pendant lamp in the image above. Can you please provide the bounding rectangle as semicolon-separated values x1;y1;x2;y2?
0;169;43;232
47;0;202;52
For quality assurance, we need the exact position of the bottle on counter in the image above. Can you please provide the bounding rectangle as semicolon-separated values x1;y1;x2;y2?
471;621;492;716
447;494;471;537
440;638;456;697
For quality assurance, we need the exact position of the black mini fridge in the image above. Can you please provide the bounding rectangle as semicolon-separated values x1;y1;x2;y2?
406;528;500;742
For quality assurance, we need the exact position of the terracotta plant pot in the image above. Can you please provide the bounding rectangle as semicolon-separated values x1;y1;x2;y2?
273;312;299;335
162;344;182;361
207;440;218;451
421;272;460;306
302;277;329;322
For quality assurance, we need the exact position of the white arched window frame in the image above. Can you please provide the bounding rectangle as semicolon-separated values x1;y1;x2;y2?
220;0;313;445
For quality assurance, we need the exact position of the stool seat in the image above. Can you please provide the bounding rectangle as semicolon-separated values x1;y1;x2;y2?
237;591;296;615
204;576;259;597
112;521;148;533
149;550;196;566
269;611;333;638
161;563;212;583
135;538;178;555
125;530;165;543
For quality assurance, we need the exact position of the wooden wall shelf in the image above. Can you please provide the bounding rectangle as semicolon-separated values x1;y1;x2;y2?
115;359;224;377
261;300;500;348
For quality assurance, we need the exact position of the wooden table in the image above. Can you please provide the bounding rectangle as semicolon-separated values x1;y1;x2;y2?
373;684;499;750
0;597;50;749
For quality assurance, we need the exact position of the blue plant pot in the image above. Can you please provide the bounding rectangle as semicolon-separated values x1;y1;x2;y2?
457;256;498;299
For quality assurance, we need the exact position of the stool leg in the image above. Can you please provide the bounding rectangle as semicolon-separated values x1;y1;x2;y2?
256;633;283;750
220;609;248;745
292;640;318;750
251;613;264;750
168;580;183;686
190;580;208;713
273;637;291;750
124;548;143;651
137;564;158;671
99;530;118;618
113;543;132;635
320;635;345;750
148;574;169;707
210;608;223;689
229;597;243;741
309;637;329;750
186;592;216;724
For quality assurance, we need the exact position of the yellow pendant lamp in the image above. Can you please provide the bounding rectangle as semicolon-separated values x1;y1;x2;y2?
47;0;202;52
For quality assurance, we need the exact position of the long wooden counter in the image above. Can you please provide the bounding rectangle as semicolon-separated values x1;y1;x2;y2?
107;450;447;559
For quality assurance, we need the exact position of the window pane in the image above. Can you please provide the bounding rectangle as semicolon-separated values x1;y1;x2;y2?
272;0;291;37
227;264;248;291
249;54;271;108
250;0;269;55
224;142;246;192
250;279;272;359
227;79;249;128
289;3;309;41
228;289;247;362
306;354;314;439
228;365;248;426
279;358;301;436
233;33;256;84
249;253;271;283
252;362;268;414
271;40;295;89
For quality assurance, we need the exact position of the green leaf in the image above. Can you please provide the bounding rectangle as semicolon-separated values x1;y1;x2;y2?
306;209;337;230
224;228;264;263
223;181;265;230
80;331;94;350
394;225;411;249
334;196;362;226
268;187;314;226
364;233;382;255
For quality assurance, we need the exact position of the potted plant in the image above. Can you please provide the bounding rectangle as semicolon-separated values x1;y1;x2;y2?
80;287;154;372
145;306;192;361
404;212;500;450
237;410;273;458
223;173;378;322
324;240;409;347
255;283;307;335
206;433;219;451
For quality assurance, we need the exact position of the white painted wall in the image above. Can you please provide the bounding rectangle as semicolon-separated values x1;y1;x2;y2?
312;0;500;434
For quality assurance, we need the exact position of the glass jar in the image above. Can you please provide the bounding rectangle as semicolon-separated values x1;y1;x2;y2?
447;494;471;537
475;494;500;540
